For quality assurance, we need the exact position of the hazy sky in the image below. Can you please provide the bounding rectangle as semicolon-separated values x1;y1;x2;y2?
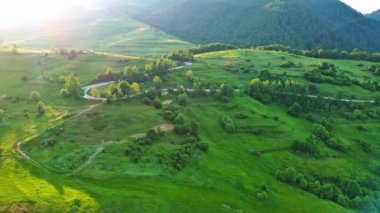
0;0;379;28
340;0;380;14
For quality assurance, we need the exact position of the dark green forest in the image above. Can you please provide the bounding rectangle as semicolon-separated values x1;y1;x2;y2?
143;0;380;52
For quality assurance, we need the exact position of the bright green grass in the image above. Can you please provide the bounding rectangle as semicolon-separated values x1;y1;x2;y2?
168;49;380;99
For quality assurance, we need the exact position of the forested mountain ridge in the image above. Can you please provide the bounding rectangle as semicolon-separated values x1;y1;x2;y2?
142;0;380;52
367;10;380;21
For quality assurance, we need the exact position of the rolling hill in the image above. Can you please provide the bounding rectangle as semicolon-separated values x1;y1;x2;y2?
143;0;380;52
367;10;380;21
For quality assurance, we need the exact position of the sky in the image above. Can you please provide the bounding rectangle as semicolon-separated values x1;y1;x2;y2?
0;0;379;28
340;0;380;14
0;0;99;28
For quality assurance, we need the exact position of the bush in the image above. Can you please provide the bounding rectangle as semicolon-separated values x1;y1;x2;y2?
291;138;320;157
37;101;46;116
174;113;186;125
312;124;330;141
280;61;296;68
353;109;367;120
163;110;175;121
146;88;158;100
325;137;346;152
30;91;41;102
256;191;269;201
197;143;209;152
0;109;4;120
171;144;195;170
141;97;153;106
220;115;236;133
152;99;162;109
178;93;189;106
146;129;159;141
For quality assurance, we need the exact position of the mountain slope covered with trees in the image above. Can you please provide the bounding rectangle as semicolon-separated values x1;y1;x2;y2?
143;0;380;52
367;10;380;21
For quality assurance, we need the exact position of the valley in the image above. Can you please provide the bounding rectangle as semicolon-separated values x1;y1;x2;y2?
0;1;380;212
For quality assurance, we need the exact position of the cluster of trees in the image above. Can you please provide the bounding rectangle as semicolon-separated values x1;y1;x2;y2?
165;50;194;62
280;61;296;68
220;115;236;133
145;59;173;76
57;48;78;60
60;74;81;98
276;167;378;210
29;91;46;116
258;45;380;62
248;76;378;118
303;63;379;92
189;43;239;55
224;64;254;74
105;81;141;103
96;67;117;82
291;120;346;155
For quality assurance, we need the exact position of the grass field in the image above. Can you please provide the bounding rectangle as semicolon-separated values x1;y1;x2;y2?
2;15;194;57
0;46;379;212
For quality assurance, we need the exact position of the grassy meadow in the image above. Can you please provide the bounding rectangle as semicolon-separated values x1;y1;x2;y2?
0;44;379;213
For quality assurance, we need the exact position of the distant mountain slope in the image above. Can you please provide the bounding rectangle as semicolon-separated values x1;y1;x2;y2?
367;10;380;21
0;7;193;56
143;0;380;52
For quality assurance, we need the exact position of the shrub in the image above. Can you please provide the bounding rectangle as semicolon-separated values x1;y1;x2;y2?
30;91;41;102
197;143;209;152
256;191;268;201
141;97;153;106
178;93;189;106
291;138;320;157
146;129;159;141
174;113;186;125
353;109;367;120
312;124;330;141
37;101;46;116
220;115;236;133
171;144;195;170
288;102;302;117
325;137;346;152
0;109;4;120
163;110;175;121
280;61;296;68
152;99;162;109
146;87;158;100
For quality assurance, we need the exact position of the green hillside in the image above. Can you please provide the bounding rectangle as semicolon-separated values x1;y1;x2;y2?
143;0;380;52
1;44;379;212
0;11;193;57
367;10;380;21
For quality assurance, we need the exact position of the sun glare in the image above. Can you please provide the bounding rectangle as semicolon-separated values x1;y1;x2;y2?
0;0;96;28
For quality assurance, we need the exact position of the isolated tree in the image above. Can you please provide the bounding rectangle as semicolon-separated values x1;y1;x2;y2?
37;101;46;116
62;74;81;98
108;85;122;98
146;87;158;100
220;83;234;97
30;91;41;102
153;76;163;90
130;82;141;95
90;88;100;98
185;70;194;81
118;80;130;96
178;93;189;106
